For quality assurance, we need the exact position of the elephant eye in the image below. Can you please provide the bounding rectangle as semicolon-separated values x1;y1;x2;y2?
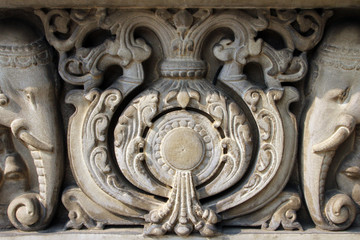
23;88;36;106
5;171;25;180
26;92;35;105
337;87;349;103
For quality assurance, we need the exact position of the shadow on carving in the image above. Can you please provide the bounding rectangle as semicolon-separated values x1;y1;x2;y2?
0;17;64;231
300;18;360;231
33;8;332;236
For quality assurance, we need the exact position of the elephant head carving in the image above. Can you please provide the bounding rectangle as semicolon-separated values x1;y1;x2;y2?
0;126;29;229
336;126;360;216
0;18;63;230
301;19;360;230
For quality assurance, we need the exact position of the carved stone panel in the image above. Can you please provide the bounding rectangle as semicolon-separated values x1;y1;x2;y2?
0;18;64;231
301;19;360;231
34;8;331;236
0;4;358;239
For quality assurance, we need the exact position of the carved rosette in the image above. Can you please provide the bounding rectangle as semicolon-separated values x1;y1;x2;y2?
37;8;330;236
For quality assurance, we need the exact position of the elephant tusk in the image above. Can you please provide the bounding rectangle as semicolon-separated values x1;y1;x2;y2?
18;130;53;152
10;119;53;152
313;126;352;153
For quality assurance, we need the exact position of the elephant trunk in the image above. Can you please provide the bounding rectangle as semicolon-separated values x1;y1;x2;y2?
7;117;63;230
302;113;357;230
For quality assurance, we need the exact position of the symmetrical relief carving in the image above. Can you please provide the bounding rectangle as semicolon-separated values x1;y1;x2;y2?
301;19;360;230
0;18;63;230
36;8;330;236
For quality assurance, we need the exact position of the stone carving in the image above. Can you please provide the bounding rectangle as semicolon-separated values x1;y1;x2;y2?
301;20;360;230
0;6;358;239
0;126;29;229
0;18;63;231
224;190;302;231
36;8;330;236
337;126;360;210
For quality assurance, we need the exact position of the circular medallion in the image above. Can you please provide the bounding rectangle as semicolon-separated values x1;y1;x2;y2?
144;110;222;186
161;127;204;170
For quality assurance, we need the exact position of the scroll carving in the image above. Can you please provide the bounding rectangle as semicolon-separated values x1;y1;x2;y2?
224;191;302;231
31;7;338;235
0;5;360;238
33;8;332;236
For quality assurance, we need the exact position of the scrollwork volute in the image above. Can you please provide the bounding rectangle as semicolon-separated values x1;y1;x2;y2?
34;8;332;236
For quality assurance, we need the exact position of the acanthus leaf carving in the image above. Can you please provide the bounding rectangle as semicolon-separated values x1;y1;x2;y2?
114;90;171;196
36;9;153;91
268;10;333;52
144;171;218;237
224;191;302;231
36;7;331;236
62;187;143;230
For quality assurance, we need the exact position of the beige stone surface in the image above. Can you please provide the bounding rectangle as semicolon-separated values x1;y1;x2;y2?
0;3;358;239
34;8;329;236
0;18;63;231
0;0;359;8
301;19;360;231
0;228;360;240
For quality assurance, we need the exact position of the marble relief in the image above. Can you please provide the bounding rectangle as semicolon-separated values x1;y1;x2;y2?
0;18;63;230
36;8;327;236
301;19;360;230
0;7;357;237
